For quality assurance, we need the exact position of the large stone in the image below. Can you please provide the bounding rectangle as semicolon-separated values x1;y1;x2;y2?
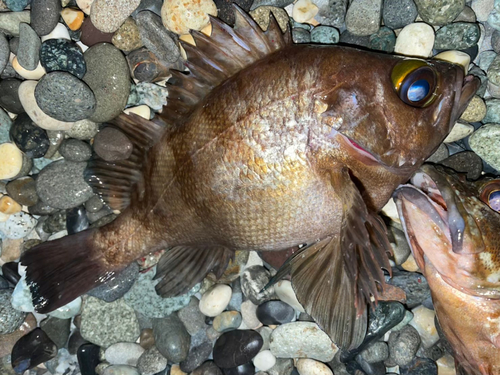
153;313;191;363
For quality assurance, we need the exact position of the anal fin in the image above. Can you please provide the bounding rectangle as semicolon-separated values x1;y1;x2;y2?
154;246;234;297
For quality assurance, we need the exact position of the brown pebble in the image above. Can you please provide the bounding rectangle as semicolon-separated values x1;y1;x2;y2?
6;176;39;207
0;238;23;262
378;284;407;304
112;17;143;52
139;328;155;350
80;16;114;47
93;127;134;161
0;195;22;214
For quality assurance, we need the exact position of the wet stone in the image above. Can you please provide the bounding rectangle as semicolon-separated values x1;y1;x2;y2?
87;262;140;302
9;112;50;158
400;357;438;375
35;71;96;122
388;325;421;366
386;271;431;309
413;0;465;25
241;265;275;305
137;346;168;375
40;316;71;349
353;354;385;375
214;330;263;368
11;327;58;373
66;205;89;234
439;151;483;180
67;119;99;141
59;138;92;162
192;361;223;375
0;78;23;114
6;176;38;206
382;0;417;29
2;262;20;286
222;362;255;375
181;341;214;372
310;25;339;44
77;343;101;375
36;159;94;209
153;313;191;363
369;26;396;53
0;288;26;334
30;0;61;36
434;22;481;50
40;38;86;79
85;194;104;213
17;23;41;71
93;126;134;161
80;16;114;46
256;301;295;326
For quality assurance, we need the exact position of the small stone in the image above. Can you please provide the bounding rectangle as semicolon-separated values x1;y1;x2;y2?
269;322;337;362
105;342;146;366
112;17;143;52
387;271;431;309
177;296;207;335
359;341;389;364
67;119;99;140
240;265;275;304
213;311;242;332
77;343;101;375
180;341;213;372
80;296;140;348
273;280;304;313
9;112;50;158
11;327;58;373
434;22;481;50
400;357;438;375
382;0;417;29
240;300;262;330
0;238;22;262
40;38;87;79
61;7;85;31
19;80;75;131
470;124;500;171
0;143;31;180
345;0;382;36
253;350;276;371
213;330;263;368
0;210;36;239
59;138;92;162
90;0;141;33
161;0;217;35
17;23;41;71
394;22;435;57
0;11;31;37
310;25;339;44
388;325;421;366
80;16;114;46
435;354;456;375
0;79;23;114
83;43;131;122
192;361;223;375
222;362;255;375
439;151;483;180
292;28;311;43
369;26;396;53
212;0;252;25
31;0;62;36
93;126;134;161
40;316;71;349
137;346;168;375
296;359;332;375
292;0;318;23
6;177;38;206
409;305;439;349
87;262;139;302
199;284;232;317
153;313;191;363
126;48;172;83
460;96;487;123
426;143;449;163
0;288;26;334
12;57;46;80
103;365;141;375
77;0;95;14
0;195;20;216
413;0;465;26
256;301;295;325
135;11;181;66
249;6;289;33
443;121;474;143
139;328;155;350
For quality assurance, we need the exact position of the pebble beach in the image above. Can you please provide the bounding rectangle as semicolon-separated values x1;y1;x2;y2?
0;0;497;374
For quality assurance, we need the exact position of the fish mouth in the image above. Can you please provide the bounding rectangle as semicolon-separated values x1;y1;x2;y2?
452;73;481;125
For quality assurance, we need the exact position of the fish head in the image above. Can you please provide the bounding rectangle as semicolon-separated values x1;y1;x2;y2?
394;163;500;298
313;48;479;208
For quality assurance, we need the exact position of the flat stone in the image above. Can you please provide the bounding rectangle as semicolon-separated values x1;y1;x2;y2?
369;26;396;53
153;313;191;363
127;82;168;111
248;6;289;34
269;322;337;362
0;78;23;114
65;205;89;233
83;43;131;122
0;11;30;36
213;330;263;368
443;121;474;143
253;350;276;371
59;138;93;162
103;365;141;375
87;261;139;302
345;0;382;36
213;0;252;24
472;0;494;22
17;23;41;71
292;0;319;23
434;22;481;50
221;362;255;375
9;112;50;158
31;0;61;36
413;0;465;25
382;0;417;29
0;211;36;239
40;38;87;79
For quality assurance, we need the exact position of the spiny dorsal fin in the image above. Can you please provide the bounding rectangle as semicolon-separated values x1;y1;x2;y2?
159;4;292;127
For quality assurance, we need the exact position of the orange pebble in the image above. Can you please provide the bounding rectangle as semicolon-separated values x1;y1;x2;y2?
0;195;22;215
61;8;85;31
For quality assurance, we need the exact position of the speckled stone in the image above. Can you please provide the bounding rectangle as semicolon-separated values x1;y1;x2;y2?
470;124;500;171
83;43;131;122
400;357;438;375
434;22;480;50
345;0;382;36
191;361;223;375
36;159;94;209
213;311;242;333
137;346;168;375
93;126;134;161
310;25;339;44
212;0;252;25
124;267;200;318
0;78;23;114
388;325;421;366
0;313;36;358
0;288;26;334
80;296;140;348
40;38;86;79
127;82;168;111
382;0;417;29
292;28;311;44
413;0;465;25
460;95;486;122
90;0;142;33
80;16;115;46
153;313;191;363
87;262;139;302
269;322;337;362
181;341;214;372
369;26;396;53
161;0;217;35
9;112;50;158
112;17;143;52
0;33;9;75
0;211;36;239
178;296;207;335
67;119;100;140
5;0;30;11
358;341;389;364
17;23;41;71
30;0;61;36
0;11;30;36
248;6;289;34
439;151;483;180
6;176;38;207
59;138;92;162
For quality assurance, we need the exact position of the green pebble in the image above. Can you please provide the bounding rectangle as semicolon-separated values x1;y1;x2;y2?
434;22;480;50
369;26;396;53
311;25;339;44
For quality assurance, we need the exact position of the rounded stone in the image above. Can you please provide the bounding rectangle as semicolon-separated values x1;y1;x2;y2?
359;341;389;364
161;0;217;35
345;0;382;36
388;325;421;366
439;151;483;180
213;311;242;333
434;22;480;50
470;124;500;171
0;143;31;180
191;361;223;375
59;139;92;162
443;121;474;143
105;342;146;366
382;0;417;29
112;17;143;52
40;316;71;349
6;176;38;206
310;25;339;44
66;119;100;140
87;262;139;302
199;284;233;317
17;23;41;71
0;79;23;114
296;359;332;375
93;127;134;161
292;0;318;23
9;112;50;158
90;0;142;33
30;0;62;36
137;346;168;375
0;289;26;334
102;365;140;375
35;72;96;122
369;26;396;53
83;43;131;122
394;22;435;58
256;301;295;325
252;350;276;372
153;313;191;363
213;330;263;368
40;39;87;79
36;159;94;209
0;32;9;75
413;0;465;26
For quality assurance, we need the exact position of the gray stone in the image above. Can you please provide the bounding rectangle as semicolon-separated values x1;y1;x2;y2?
492;29;500;53
66;119;100;140
390;326;424;367
0;11;30;36
87;262;140;302
453;5;477;22
0;107;12;144
85;194;104;213
40;316;71;348
36;159;94;209
0;289;26;334
339;30;370;48
45;348;79;375
478;50;497;72
382;0;417;29
292;27;311;44
439;151;483;180
359;341;389;364
17;23;41;71
311;25;339;44
83;43;131;122
30;0;61;36
313;0;348;28
135;11;181;66
345;0;382;36
180;341;213;372
5;0;30;11
267;358;293;375
434;22;481;50
137;346;168;375
0;32;9;74
0;78;23;114
80;296;140;348
250;0;294;10
481;99;500;123
35;71;96;122
470;123;500;171
178;296;207;335
387;271;431;309
59;139;92;162
240;265;275;305
153;313;191;363
425;143;449;163
414;0;465;25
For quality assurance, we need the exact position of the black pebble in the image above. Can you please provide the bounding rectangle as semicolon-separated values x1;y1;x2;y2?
2;262;20;287
400;357;438;375
256;300;295;325
77;343;101;375
11;328;58;373
213;330;263;368
387;270;431;309
222;362;255;375
40;39;86;78
9;113;50;158
67;330;90;355
66;205;89;234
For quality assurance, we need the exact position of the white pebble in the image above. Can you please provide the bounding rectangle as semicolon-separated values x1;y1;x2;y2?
12;57;46;80
274;280;305;313
19;80;75;131
199;284;232;317
124;105;151;119
76;0;95;14
434;50;470;74
394;23;435;58
102;365;140;375
381;198;400;224
0;211;36;240
253;350;276;371
0;143;23;180
105;343;145;366
443;121;474;143
295;359;333;375
41;23;71;42
409;305;439;349
292;0;319;23
436;354;457;375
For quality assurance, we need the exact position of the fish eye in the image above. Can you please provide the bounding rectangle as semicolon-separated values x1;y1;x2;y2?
391;60;438;108
479;181;500;212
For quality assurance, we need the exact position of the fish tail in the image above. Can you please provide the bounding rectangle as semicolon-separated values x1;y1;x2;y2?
21;228;118;313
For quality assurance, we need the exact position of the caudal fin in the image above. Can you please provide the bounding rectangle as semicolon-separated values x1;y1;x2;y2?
21;228;117;313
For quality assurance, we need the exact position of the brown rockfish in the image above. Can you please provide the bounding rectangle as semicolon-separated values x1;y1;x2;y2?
21;7;479;350
394;164;500;374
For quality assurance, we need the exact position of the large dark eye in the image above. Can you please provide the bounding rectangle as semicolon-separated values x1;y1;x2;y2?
479;181;500;212
391;60;438;108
